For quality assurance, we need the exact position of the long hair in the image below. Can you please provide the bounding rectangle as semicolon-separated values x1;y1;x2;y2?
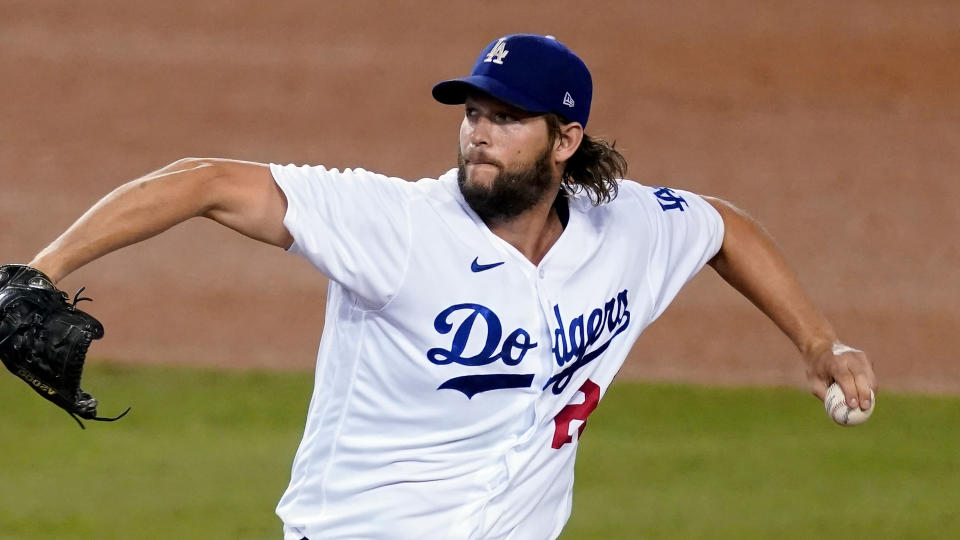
546;114;628;205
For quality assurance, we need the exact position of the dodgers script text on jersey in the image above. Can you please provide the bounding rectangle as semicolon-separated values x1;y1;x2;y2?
272;165;723;540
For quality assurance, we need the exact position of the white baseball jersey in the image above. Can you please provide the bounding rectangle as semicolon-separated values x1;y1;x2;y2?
270;164;724;540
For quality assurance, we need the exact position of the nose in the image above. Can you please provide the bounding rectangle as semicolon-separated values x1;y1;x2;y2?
464;115;491;149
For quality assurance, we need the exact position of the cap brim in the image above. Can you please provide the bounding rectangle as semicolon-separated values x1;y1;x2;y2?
432;75;549;114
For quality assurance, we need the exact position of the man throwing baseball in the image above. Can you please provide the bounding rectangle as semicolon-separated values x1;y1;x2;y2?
14;34;876;539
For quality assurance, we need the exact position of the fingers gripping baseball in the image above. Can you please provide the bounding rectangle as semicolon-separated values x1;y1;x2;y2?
807;341;877;411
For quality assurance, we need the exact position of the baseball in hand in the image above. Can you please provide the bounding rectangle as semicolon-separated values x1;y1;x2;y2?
824;382;875;426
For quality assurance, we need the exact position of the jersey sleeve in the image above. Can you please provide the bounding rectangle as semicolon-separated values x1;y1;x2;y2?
634;185;725;321
270;163;412;308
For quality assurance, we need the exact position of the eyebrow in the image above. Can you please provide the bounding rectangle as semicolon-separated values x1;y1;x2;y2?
464;97;538;119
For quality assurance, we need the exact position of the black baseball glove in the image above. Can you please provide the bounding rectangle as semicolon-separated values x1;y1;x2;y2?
0;264;129;428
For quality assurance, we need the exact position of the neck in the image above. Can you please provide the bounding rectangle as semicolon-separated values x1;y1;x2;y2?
485;192;565;266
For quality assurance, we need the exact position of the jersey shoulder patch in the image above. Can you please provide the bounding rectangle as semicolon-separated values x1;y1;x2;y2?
649;186;689;212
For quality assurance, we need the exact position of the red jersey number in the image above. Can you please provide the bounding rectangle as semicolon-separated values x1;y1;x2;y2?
551;379;601;449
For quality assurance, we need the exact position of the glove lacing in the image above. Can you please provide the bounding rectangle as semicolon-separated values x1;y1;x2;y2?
63;287;131;429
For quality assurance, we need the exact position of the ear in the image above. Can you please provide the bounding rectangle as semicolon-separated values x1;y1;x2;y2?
553;122;584;164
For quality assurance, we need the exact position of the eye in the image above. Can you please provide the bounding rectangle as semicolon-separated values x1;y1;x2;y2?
494;112;516;124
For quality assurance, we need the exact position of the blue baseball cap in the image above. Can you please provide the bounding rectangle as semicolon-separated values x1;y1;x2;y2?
432;34;593;127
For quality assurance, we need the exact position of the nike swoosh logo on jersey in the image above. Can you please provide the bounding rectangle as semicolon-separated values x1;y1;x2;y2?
470;257;504;272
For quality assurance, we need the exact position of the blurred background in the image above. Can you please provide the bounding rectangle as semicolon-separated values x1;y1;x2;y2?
2;0;957;393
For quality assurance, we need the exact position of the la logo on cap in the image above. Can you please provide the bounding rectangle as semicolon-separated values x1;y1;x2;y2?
484;37;509;65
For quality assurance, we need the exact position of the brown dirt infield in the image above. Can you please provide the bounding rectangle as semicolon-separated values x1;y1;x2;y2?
2;1;957;393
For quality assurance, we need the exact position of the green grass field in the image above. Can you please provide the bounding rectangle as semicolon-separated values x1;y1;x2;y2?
1;363;957;540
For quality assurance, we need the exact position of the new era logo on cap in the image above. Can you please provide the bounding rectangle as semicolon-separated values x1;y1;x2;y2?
432;34;593;127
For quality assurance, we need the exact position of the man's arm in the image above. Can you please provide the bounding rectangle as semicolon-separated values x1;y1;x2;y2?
704;196;877;411
29;158;292;283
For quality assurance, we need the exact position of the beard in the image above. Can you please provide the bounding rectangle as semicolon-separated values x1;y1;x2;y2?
457;145;555;223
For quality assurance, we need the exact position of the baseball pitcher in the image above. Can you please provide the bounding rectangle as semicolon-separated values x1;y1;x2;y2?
1;34;877;539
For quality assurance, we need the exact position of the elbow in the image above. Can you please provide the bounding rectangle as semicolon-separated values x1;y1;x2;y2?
129;157;228;218
179;159;234;217
171;155;230;180
167;157;225;177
